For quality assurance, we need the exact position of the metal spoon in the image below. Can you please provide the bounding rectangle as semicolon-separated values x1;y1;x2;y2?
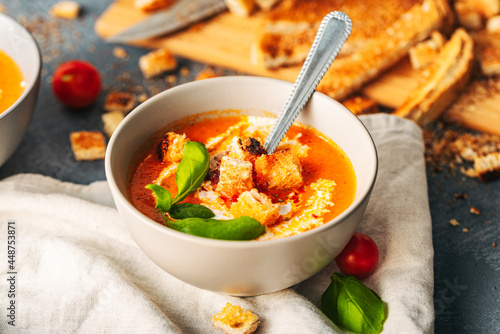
263;11;352;154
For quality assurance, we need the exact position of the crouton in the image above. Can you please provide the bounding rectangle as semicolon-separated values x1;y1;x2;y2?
70;131;106;161
158;132;189;163
139;48;177;78
101;110;124;138
134;0;173;12
474;152;500;182
471;29;500;76
213;303;260;334
230;189;280;225
228;137;266;162
195;67;220;81
225;0;255;17
104;91;135;113
50;1;81;19
216;156;254;199
454;1;484;30
254;148;303;191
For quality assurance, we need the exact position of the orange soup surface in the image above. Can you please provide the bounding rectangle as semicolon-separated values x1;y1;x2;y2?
128;114;356;240
0;49;25;114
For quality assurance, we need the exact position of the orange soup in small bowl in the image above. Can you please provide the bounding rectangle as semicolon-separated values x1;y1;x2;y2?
0;49;25;114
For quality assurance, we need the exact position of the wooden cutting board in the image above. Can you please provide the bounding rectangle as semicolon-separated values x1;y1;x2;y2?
95;0;417;107
95;0;500;136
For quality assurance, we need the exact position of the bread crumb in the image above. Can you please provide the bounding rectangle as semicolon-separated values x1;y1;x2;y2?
449;218;460;227
50;1;81;19
70;131;106;161
165;75;177;84
195;67;220;81
470;206;481;215
213;303;260;334
462;227;469;233
180;67;190;77
113;47;128;59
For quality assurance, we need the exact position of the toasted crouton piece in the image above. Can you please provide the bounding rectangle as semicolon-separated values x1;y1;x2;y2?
487;15;500;32
213;303;260;334
50;1;81;19
139;48;177;78
134;0;173;12
471;29;500;76
474;152;500;182
230;189;280;225
70;131;106;161
408;31;446;69
342;96;379;116
216;156;254;199
255;148;303;191
454;1;485;30
159;132;189;162
101;111;124;138
104;91;135;113
228;137;266;162
225;0;255;17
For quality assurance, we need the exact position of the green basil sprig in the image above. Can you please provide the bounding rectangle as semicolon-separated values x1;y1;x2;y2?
146;140;265;241
321;273;387;334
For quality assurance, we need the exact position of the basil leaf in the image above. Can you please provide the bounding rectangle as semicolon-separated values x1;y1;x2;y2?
321;273;387;334
169;203;215;220
171;216;265;240
145;183;173;212
173;141;210;204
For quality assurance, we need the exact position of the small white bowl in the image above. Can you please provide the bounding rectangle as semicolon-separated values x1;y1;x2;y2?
106;76;378;296
0;13;42;167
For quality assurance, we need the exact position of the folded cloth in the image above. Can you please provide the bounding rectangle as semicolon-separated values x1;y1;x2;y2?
0;114;433;333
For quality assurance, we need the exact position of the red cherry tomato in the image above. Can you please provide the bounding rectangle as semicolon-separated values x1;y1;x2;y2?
335;232;379;279
52;60;101;108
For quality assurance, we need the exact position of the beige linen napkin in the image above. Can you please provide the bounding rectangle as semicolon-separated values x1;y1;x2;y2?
0;114;433;333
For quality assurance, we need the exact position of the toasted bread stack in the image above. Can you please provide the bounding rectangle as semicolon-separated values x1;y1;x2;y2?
252;0;452;101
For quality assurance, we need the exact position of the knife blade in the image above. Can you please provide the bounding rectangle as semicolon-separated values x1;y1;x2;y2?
107;0;227;43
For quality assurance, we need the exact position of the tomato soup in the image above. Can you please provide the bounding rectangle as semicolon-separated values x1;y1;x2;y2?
0;49;25;114
128;113;356;240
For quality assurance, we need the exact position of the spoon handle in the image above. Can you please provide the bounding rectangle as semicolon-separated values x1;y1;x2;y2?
263;11;352;154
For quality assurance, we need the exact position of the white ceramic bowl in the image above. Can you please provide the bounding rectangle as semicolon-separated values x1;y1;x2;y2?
106;76;377;296
0;13;41;167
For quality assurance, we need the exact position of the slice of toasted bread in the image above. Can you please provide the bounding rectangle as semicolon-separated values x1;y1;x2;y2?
393;28;474;126
317;0;452;101
444;76;500;135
